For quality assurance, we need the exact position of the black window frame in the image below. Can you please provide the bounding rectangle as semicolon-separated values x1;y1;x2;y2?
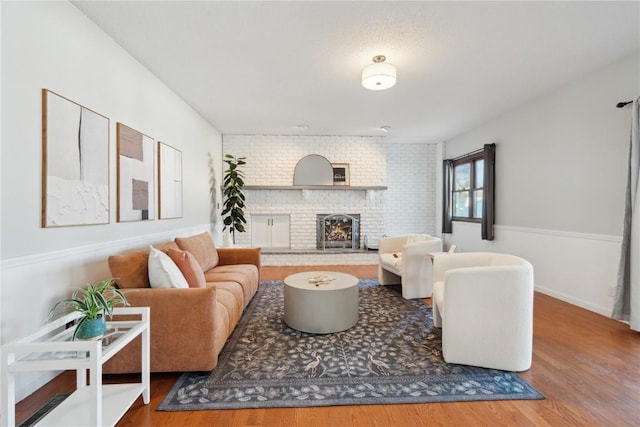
451;151;484;223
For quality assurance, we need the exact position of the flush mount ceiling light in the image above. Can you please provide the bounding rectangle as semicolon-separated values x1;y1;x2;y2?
362;55;396;90
380;126;391;133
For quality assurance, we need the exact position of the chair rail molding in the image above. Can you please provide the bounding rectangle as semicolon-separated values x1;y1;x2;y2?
494;224;622;243
0;224;213;270
444;221;622;318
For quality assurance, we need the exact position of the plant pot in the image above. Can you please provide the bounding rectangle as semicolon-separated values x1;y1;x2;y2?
74;316;106;340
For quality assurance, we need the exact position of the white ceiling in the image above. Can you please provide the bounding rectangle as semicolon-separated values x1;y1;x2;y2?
72;1;639;144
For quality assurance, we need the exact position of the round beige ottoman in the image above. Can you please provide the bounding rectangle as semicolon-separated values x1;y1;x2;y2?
283;271;359;334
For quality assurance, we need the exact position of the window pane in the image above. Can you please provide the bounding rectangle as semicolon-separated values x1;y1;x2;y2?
475;159;484;188
454;163;470;190
473;190;483;218
454;191;469;217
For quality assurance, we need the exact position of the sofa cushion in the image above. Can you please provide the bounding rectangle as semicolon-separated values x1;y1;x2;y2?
380;253;402;267
209;264;260;289
109;249;150;289
109;241;180;289
213;301;231;356
204;264;260;307
166;249;206;288
175;232;219;271
148;246;189;289
380;253;402;275
406;234;431;243
208;282;244;332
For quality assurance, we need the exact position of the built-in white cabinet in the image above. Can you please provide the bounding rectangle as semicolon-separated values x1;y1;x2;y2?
252;214;290;248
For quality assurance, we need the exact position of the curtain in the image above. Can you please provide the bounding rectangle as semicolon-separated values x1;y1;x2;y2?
482;143;496;240
612;96;640;331
442;159;453;234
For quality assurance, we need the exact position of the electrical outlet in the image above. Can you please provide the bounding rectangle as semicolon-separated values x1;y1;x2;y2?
608;285;617;298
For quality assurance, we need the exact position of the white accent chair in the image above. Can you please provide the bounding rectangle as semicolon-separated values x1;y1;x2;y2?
431;252;534;372
378;234;443;299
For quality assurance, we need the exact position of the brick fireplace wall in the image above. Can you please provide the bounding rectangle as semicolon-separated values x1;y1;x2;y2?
222;135;437;249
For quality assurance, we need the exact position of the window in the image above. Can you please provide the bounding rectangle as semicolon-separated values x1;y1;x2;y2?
452;152;484;221
443;143;495;240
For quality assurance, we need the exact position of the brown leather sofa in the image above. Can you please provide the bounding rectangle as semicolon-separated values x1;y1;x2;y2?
103;231;261;374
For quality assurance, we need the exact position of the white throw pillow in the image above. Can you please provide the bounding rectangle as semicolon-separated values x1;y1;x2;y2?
148;245;189;289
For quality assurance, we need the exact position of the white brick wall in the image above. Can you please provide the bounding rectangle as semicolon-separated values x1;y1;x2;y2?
223;135;386;186
385;143;437;237
222;135;437;248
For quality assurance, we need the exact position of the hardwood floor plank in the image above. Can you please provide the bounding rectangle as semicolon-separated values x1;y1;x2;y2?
14;265;640;426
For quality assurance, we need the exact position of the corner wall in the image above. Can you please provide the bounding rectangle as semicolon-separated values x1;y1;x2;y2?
385;142;438;237
1;1;222;401
443;53;639;316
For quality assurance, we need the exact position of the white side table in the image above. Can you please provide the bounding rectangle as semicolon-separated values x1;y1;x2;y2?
1;307;150;427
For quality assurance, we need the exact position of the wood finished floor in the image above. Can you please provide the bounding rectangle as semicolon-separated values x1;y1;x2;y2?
15;265;640;426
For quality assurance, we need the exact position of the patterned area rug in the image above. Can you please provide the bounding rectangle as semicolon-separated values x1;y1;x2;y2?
158;280;543;410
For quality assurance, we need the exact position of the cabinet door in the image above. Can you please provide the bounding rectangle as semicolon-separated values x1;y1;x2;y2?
251;215;271;247
270;215;290;248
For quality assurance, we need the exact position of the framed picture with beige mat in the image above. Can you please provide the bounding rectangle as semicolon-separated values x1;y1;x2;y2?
117;123;155;222
41;89;110;227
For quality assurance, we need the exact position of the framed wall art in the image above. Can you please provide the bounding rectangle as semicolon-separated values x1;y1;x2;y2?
117;123;155;222
332;163;350;186
158;141;183;219
42;89;110;227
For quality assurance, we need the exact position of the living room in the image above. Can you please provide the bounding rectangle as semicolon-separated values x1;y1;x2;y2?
1;1;639;425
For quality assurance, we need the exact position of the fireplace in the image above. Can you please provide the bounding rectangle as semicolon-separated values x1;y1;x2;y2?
316;214;360;250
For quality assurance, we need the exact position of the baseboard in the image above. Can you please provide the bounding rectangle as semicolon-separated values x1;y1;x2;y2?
535;285;613;318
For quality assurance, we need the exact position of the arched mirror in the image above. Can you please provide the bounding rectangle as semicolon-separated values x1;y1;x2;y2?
293;154;333;186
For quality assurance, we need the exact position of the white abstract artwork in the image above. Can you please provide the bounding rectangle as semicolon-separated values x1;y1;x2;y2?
117;123;155;222
158;142;183;219
42;90;109;227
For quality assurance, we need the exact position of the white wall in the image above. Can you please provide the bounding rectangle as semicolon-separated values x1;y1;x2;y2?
1;1;222;401
385;143;438;237
443;53;640;317
222;135;438;248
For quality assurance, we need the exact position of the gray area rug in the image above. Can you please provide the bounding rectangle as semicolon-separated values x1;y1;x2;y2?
158;280;543;410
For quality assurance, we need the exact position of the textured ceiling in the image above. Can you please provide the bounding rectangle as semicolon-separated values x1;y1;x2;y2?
73;1;640;144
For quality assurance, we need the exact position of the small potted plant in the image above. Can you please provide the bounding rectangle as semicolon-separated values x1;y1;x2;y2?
49;278;129;340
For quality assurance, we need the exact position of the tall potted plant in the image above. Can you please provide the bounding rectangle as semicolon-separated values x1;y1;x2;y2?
222;154;247;244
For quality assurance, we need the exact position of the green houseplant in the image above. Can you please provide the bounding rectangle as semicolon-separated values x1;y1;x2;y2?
222;154;247;244
49;278;129;340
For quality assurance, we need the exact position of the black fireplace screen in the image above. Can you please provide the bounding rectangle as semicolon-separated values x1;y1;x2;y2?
316;214;360;250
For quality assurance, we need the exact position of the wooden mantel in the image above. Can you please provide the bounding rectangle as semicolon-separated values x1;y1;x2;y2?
244;185;387;190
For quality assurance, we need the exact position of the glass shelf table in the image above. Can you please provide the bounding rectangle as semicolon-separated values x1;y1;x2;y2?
1;307;150;426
